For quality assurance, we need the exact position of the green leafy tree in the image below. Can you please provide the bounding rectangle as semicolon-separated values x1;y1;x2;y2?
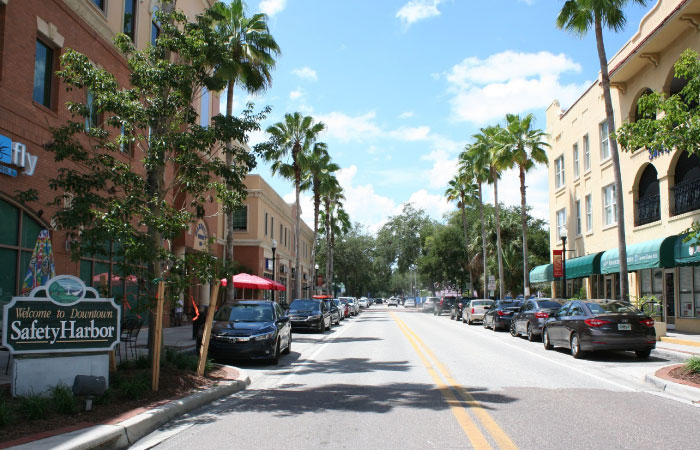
45;6;265;357
495;113;549;297
261;112;326;299
207;0;280;301
557;0;648;300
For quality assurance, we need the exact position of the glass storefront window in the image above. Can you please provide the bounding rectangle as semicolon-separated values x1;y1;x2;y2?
679;267;694;317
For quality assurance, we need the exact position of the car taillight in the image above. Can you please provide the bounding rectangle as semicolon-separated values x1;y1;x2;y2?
471;308;475;314
497;310;506;316
584;318;612;327
640;318;655;327
534;312;549;319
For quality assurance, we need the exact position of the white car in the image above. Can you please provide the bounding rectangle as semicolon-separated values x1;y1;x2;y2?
404;298;416;308
359;297;369;308
387;297;398;307
339;297;360;315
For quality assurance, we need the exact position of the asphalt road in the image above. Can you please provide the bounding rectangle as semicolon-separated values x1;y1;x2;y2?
133;306;700;450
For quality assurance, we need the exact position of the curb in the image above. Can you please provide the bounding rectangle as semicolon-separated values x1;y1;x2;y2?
659;336;700;348
652;347;698;362
9;368;251;450
644;372;700;403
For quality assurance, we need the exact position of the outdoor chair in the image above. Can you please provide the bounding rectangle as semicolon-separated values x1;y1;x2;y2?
117;317;144;362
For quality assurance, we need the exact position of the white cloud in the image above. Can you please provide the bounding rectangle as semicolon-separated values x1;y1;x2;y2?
445;50;587;124
336;166;397;232
283;191;314;229
291;67;318;81
399;111;414;119
421;150;458;189
259;0;286;16
396;0;442;25
289;89;304;100
388;126;431;142
481;164;550;221
317;111;383;142
407;189;451;219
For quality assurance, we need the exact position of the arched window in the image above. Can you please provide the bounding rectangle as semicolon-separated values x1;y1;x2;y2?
669;75;698;110
672;151;700;215
635;164;660;226
632;88;656;122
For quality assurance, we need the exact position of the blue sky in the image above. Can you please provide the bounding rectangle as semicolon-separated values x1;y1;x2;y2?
223;0;650;232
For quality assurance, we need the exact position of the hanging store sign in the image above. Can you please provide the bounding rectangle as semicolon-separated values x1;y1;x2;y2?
194;219;208;249
0;134;38;177
2;275;121;355
553;250;563;278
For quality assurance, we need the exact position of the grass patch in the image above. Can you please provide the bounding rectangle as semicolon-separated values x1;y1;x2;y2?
116;373;150;400
686;356;700;374
19;393;52;421
50;384;78;415
0;397;15;427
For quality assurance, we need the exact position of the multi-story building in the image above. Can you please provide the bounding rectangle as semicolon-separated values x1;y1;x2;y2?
0;0;219;323
533;0;700;334
231;174;315;305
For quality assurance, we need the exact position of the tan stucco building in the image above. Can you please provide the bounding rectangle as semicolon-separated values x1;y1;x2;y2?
537;0;700;334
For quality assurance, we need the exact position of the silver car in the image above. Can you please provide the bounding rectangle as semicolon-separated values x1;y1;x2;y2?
463;299;494;324
422;297;439;313
339;297;359;316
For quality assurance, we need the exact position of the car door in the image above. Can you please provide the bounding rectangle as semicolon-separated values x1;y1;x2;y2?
548;302;572;344
564;302;586;345
515;301;530;333
274;303;290;346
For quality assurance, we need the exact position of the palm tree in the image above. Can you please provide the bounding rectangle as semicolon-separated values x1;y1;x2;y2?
208;0;280;300
556;0;647;300
496;113;549;298
445;172;478;292
300;142;340;291
321;180;344;295
265;112;326;299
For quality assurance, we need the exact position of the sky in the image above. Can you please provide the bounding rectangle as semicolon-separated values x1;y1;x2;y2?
222;0;650;233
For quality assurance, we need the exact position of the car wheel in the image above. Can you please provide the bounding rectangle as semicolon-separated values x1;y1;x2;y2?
483;318;489;329
510;321;517;337
268;339;280;365
325;318;331;331
282;334;291;354
635;349;651;359
570;333;584;359
543;328;553;350
527;322;537;342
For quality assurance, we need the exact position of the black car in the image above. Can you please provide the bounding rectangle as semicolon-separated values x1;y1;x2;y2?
510;298;566;341
323;299;341;326
203;301;291;365
435;296;457;316
288;298;332;332
450;297;476;321
542;300;656;359
483;300;523;331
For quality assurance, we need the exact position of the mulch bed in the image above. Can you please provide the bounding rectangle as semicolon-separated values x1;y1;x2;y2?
655;364;700;392
0;365;235;448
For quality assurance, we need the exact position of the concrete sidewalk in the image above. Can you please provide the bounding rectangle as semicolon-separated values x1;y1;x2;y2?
655;331;700;361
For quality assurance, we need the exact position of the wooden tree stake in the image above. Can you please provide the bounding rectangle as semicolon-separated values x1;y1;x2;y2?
197;281;220;376
151;281;166;391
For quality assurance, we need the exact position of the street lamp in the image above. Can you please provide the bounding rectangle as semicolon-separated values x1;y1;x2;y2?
560;227;568;298
315;263;319;296
271;239;277;303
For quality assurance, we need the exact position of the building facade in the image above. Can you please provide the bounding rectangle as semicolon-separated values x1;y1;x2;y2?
231;174;315;305
537;0;700;333
0;0;219;324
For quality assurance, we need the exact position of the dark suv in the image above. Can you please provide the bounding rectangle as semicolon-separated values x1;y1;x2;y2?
450;297;476;321
435;296;457;316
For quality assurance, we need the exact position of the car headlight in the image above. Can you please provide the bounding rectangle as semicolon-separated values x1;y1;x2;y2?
308;314;322;321
252;331;275;341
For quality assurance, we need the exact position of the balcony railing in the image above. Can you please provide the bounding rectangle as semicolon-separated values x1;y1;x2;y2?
636;194;660;226
672;178;700;216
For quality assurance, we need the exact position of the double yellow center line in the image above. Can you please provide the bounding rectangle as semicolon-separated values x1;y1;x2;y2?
391;312;517;450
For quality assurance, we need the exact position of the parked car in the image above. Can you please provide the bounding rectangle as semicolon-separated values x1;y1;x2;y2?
463;299;494;324
450;297;476;321
204;300;291;365
422;297;439;313
404;298;417;308
483;300;522;331
339;296;360;315
359;297;369;308
324;299;341;326
435;296;457;316
387;297;398;307
510;298;566;341
338;298;352;317
375;298;384;304
542;300;656;359
334;299;348;319
288;298;332;332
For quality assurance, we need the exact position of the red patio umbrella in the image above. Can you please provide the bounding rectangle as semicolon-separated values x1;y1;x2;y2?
232;273;274;290
263;277;286;291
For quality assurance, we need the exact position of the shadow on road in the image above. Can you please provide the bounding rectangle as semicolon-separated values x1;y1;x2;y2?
272;356;411;376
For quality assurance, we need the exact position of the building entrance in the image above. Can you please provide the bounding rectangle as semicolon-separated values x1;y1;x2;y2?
665;271;676;329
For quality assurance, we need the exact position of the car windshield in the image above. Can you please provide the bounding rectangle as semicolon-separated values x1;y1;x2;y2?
333;300;341;306
289;299;320;311
215;304;273;322
472;301;492;306
340;299;348;304
426;297;439;303
499;301;522;308
537;301;563;309
585;301;641;314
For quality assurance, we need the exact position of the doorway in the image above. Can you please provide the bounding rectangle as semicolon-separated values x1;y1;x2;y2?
604;275;618;299
665;271;676;329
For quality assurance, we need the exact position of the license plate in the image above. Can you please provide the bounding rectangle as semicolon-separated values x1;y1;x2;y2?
618;323;631;331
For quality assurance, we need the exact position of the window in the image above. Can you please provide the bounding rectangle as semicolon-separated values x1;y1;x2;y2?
573;143;579;179
556;208;566;239
554;155;564;189
86;91;100;129
585;194;592;232
232;206;247;231
575;200;581;235
280;224;283;245
271;217;274;239
123;0;137;41
92;0;106;11
119;124;133;155
600;121;610;161
583;134;590;172
151;8;160;45
200;87;210;127
33;40;54;107
603;184;617;225
264;213;268;236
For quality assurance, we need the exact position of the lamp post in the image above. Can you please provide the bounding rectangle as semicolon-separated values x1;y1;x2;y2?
271;239;277;303
315;263;319;296
560;227;568;299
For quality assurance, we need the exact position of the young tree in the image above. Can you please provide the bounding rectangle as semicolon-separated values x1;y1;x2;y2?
45;6;265;358
557;0;648;300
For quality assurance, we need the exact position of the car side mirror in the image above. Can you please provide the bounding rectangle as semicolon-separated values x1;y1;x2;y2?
277;316;290;324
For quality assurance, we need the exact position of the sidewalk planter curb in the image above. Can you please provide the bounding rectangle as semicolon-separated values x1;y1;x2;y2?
651;348;697;362
644;374;700;403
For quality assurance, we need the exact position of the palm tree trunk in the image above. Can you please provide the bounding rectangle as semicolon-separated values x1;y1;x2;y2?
294;172;301;300
459;194;472;293
330;213;335;297
520;164;530;297
311;186;320;295
478;183;488;298
225;80;236;302
494;177;505;299
595;12;628;300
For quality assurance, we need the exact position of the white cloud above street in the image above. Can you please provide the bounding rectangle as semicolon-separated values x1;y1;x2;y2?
289;88;304;100
291;67;318;81
396;0;442;25
259;0;287;16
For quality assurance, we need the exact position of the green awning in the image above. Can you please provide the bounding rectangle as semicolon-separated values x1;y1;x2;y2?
564;252;604;279
601;236;676;274
529;264;553;283
674;234;700;265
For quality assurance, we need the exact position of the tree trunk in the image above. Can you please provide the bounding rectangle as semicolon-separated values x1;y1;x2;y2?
478;183;488;298
520;164;530;297
330;212;335;297
459;193;472;293
225;80;236;302
311;184;320;295
595;13;629;300
294;168;302;300
147;164;165;360
494;176;505;299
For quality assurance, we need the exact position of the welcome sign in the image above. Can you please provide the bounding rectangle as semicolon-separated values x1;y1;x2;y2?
2;275;121;354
